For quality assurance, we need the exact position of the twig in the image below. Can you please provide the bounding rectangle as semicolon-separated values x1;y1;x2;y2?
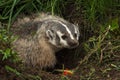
74;25;111;71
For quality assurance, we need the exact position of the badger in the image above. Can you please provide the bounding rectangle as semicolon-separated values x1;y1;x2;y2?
12;13;80;69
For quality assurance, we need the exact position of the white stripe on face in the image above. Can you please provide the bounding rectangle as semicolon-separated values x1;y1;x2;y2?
57;31;68;46
45;20;75;40
73;25;79;40
57;21;74;40
74;25;78;34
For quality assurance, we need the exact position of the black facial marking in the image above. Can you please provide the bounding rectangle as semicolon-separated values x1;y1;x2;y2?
55;32;61;45
61;35;68;40
74;33;77;38
59;21;75;35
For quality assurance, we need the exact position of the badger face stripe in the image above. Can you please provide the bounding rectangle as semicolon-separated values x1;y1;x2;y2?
73;25;79;40
56;31;68;46
56;21;74;40
73;25;78;34
45;20;74;40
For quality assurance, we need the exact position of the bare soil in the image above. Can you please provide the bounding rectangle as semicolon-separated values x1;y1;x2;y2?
0;51;120;80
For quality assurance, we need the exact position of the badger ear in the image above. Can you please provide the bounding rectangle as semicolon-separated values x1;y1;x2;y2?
46;30;54;40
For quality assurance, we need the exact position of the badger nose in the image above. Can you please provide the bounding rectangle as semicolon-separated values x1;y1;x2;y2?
69;40;79;47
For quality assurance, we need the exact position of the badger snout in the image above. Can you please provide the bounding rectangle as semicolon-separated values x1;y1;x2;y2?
68;40;79;48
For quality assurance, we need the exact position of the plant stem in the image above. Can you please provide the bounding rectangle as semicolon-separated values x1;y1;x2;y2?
7;0;17;32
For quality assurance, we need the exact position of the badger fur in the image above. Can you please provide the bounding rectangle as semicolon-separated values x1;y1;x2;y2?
12;13;80;69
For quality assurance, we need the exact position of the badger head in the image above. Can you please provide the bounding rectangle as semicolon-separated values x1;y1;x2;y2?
45;19;80;49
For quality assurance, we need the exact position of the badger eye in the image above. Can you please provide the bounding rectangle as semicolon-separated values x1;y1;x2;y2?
74;33;77;38
61;35;67;40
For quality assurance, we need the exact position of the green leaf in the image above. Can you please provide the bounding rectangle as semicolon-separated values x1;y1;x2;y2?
0;15;9;20
110;18;119;31
5;65;21;76
2;48;11;60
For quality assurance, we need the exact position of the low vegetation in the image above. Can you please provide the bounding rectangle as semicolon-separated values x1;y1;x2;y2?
0;0;120;80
